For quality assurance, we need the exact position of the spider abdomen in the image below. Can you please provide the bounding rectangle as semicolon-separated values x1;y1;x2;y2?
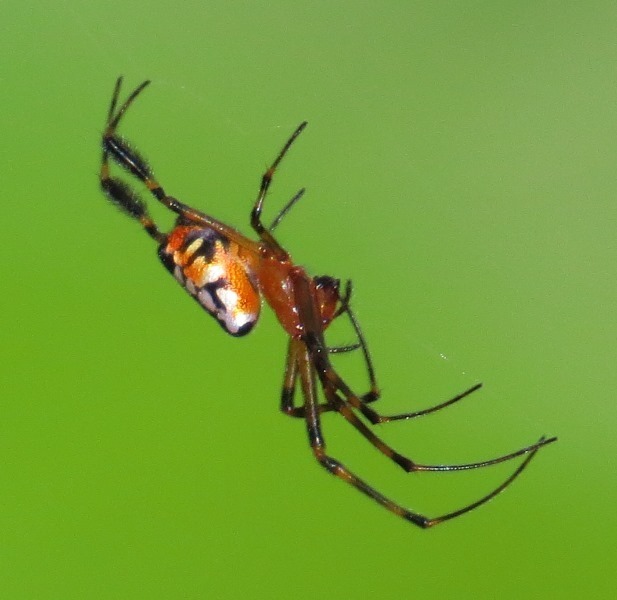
158;225;261;336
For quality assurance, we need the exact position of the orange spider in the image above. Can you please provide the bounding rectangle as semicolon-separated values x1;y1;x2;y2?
100;77;556;527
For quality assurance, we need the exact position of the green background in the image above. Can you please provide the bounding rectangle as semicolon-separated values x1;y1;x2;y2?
2;1;614;598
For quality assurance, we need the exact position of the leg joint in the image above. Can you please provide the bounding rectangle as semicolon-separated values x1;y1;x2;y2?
312;448;343;475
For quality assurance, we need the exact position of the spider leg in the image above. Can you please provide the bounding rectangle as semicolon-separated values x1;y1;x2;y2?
100;78;165;243
296;339;546;528
100;77;262;252
280;334;377;419
281;338;336;418
328;303;485;423
290;264;558;474
327;343;362;353
101;77;191;219
359;380;484;423
269;188;306;232
250;122;307;257
106;77;151;132
335;280;483;414
334;281;380;404
306;330;557;472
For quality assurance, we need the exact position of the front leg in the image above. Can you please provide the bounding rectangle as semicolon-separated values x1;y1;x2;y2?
102;77;262;252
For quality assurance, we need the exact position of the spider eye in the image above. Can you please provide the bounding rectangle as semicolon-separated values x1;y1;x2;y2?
158;226;261;336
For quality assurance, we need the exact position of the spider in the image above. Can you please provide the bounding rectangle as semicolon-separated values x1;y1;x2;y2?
99;77;556;528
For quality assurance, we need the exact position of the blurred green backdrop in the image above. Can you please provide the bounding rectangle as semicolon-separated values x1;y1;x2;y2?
1;1;615;598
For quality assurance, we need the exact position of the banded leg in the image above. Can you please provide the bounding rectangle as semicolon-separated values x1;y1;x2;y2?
100;79;165;243
101;77;262;252
329;280;490;419
328;378;553;472
296;339;547;528
101;77;186;218
323;277;481;415
317;323;483;425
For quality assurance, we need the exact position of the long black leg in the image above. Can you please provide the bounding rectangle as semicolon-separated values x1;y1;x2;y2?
309;334;557;472
269;188;306;232
334;280;485;417
321;327;483;425
250;122;307;258
330;380;554;472
296;339;546;527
